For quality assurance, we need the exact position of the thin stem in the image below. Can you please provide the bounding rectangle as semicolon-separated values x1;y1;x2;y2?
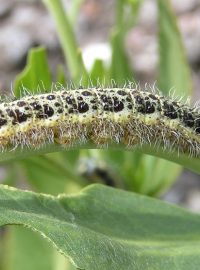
69;0;84;26
0;143;199;176
116;0;124;30
42;0;86;81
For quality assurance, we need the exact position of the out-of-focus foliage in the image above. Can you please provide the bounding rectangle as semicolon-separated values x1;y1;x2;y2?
14;47;52;97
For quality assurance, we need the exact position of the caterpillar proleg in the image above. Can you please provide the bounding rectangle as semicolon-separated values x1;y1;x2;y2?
0;87;199;156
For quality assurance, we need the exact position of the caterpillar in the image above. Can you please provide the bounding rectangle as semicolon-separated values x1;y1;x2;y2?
0;87;199;156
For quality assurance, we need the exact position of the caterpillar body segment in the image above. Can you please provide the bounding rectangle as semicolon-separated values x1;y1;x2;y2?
0;88;199;156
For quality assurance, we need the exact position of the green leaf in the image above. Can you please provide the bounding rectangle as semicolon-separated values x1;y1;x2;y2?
56;65;67;86
1;184;200;270
14;47;52;97
110;31;134;85
157;0;192;96
90;59;108;84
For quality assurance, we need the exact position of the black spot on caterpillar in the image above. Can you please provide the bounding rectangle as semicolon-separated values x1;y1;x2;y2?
0;88;199;156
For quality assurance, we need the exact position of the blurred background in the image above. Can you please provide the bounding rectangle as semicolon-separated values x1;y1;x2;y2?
0;0;200;269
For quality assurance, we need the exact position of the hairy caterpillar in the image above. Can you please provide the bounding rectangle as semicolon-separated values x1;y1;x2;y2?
0;87;199;156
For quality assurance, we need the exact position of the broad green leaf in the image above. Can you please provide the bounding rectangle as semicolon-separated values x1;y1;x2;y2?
1;184;200;269
157;0;192;96
14;47;52;97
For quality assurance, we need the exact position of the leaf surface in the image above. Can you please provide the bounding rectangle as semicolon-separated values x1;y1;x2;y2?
14;47;52;97
1;184;200;270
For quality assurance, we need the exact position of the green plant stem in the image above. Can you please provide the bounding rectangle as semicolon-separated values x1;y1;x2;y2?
116;0;124;30
42;0;85;81
0;143;199;175
69;0;84;25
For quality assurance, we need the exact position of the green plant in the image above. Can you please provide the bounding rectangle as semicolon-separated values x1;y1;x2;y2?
0;0;199;269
